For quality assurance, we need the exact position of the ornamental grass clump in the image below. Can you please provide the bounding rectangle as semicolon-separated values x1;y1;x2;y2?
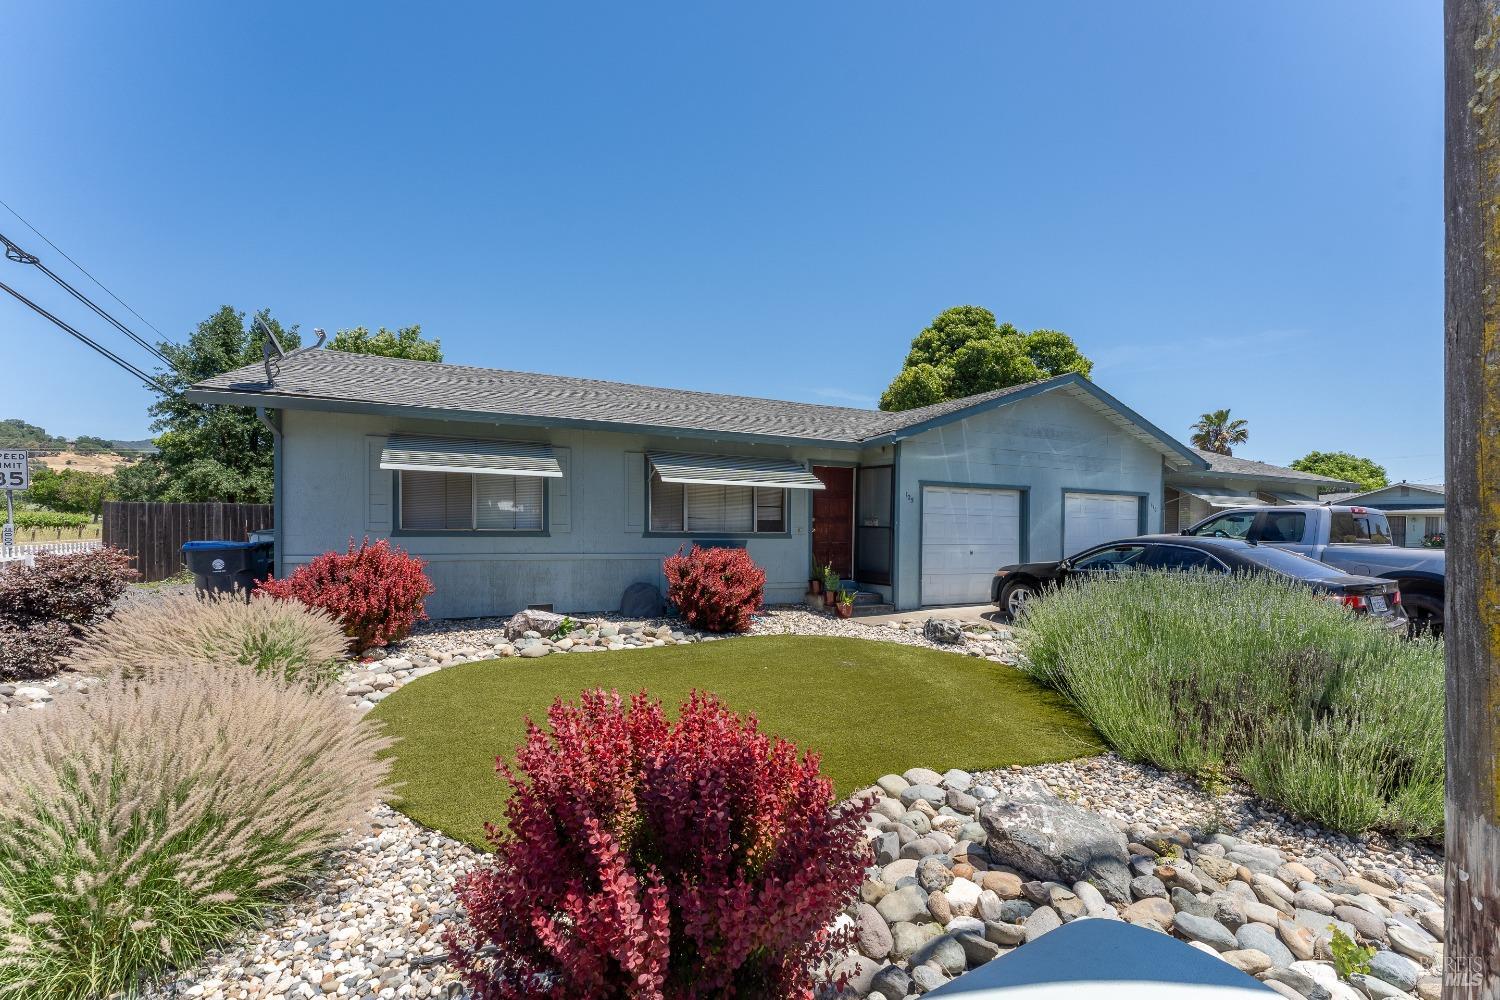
1017;570;1444;839
449;689;871;999
0;664;392;1000
65;593;349;685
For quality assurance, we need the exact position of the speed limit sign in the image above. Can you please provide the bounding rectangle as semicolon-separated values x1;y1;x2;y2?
0;451;28;491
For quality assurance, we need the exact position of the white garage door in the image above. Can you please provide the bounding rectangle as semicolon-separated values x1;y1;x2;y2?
921;486;1022;606
1064;491;1142;557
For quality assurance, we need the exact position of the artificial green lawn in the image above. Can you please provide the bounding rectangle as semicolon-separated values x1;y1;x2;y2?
370;634;1100;847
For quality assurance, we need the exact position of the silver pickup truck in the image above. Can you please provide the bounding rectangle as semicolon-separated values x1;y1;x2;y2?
1182;504;1445;633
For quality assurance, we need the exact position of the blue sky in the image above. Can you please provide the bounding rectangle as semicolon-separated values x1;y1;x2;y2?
1;2;1441;481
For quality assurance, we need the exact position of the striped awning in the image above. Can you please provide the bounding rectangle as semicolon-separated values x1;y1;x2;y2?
647;451;825;490
1180;489;1264;508
380;434;562;477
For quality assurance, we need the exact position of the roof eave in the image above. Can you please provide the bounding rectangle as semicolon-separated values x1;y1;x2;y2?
183;386;866;450
861;374;1209;470
1172;468;1358;489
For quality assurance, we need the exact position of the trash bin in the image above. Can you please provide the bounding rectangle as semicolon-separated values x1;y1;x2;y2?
181;539;275;597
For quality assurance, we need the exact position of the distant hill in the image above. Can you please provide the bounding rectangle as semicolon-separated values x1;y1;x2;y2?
0;419;153;458
0;418;67;450
37;450;134;474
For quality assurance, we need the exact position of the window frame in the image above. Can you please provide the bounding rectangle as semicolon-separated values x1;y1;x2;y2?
1185;509;1258;540
1068;543;1150;572
1141;543;1230;573
643;470;793;538
393;469;550;537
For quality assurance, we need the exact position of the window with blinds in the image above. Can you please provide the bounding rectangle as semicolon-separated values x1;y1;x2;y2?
399;470;545;531
647;473;785;534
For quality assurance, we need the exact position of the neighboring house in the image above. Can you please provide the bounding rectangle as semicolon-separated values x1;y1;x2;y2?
1163;450;1355;532
1322;482;1446;547
186;351;1204;617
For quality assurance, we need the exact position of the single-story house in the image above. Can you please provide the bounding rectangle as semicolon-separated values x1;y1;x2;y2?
1162;450;1354;532
1321;482;1446;546
186;350;1206;617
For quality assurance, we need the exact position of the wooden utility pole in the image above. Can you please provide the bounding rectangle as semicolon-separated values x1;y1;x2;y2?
1446;2;1500;997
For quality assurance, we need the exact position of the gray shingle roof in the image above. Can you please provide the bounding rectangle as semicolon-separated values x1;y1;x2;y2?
187;350;1193;462
189;350;1063;445
1328;482;1446;504
1188;448;1354;486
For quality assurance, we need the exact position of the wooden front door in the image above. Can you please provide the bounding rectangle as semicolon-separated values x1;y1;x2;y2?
812;465;854;578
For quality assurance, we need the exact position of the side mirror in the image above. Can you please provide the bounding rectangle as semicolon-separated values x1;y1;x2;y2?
1179;529;1191;535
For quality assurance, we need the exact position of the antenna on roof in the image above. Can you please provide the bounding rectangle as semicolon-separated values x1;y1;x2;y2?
258;317;325;384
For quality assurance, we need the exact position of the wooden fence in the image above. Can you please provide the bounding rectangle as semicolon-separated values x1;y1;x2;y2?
102;502;274;582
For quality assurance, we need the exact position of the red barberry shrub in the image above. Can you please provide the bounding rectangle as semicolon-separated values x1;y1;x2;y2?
662;545;765;633
0;546;137;680
259;537;433;650
448;689;872;1000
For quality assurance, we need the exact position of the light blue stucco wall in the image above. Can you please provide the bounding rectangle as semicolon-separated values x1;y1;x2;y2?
278;409;859;618
891;389;1166;611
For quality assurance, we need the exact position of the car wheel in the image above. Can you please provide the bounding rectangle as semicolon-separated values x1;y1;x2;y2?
1403;593;1443;638
1000;579;1039;622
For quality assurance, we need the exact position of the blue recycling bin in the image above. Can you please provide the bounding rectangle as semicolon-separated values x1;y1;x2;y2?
181;539;274;597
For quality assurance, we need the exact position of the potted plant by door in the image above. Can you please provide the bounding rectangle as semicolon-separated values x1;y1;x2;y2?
808;558;823;595
822;566;839;606
834;588;855;619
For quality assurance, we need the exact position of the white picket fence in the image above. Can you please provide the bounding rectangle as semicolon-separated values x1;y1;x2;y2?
0;538;102;569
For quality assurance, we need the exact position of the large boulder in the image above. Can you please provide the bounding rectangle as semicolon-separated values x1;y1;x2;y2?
923;619;964;644
978;786;1132;903
620;581;664;618
503;609;565;639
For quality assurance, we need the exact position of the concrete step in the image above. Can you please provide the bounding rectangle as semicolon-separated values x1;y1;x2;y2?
851;602;897;617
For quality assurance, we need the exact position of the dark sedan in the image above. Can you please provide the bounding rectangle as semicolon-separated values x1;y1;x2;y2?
990;534;1407;626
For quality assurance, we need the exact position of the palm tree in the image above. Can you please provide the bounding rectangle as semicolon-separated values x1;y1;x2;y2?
1190;409;1249;455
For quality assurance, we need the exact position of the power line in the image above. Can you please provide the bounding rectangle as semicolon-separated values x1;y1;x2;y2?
0;196;169;343
1;229;171;365
0;277;169;394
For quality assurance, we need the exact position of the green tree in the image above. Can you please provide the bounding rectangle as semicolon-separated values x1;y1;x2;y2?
113;306;298;504
21;465;114;515
1189;409;1250;456
879;306;1093;411
1290;451;1389;494
72;435;115;455
329;324;441;361
0;419;66;450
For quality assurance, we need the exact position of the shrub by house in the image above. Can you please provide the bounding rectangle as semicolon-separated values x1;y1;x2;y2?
448;689;871;999
259;538;433;650
662;545;765;633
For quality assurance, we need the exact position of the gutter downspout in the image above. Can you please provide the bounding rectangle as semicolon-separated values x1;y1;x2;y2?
256;407;283;579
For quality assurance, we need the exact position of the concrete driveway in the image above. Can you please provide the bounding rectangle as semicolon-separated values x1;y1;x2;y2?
857;603;1007;628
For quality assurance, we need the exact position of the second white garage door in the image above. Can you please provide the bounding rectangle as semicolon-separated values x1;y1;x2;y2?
1063;491;1143;557
921;486;1022;606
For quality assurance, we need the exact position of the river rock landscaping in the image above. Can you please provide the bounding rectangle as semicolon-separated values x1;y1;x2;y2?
834;763;1444;1000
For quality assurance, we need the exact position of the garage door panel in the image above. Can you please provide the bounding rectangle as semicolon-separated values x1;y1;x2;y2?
1063;491;1141;557
921;486;1022;606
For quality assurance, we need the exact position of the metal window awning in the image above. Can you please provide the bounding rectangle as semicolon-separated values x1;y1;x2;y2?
647;451;825;490
1266;491;1315;504
1179;488;1265;508
380;434;562;478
